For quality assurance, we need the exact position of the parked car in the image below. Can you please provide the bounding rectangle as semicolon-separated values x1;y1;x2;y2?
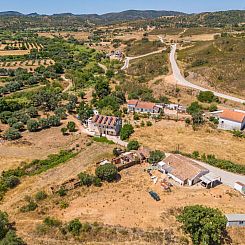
149;191;160;201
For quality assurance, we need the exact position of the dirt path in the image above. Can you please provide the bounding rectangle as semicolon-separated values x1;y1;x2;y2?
61;75;73;92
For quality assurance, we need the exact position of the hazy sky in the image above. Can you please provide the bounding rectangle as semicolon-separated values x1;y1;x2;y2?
1;0;245;14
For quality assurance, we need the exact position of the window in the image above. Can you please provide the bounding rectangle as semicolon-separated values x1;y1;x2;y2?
239;221;244;225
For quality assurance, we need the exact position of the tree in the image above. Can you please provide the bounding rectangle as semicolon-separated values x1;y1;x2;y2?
209;103;218;112
120;124;134;140
47;115;61;127
0;230;26;245
67;121;76;132
12;122;24;131
127;140;140;151
187;102;203;116
4;176;20;189
54;107;67;120
27;120;39;132
27;106;38;118
35;191;48;201
39;118;49;129
148;150;165;164
3;128;21;140
78;172;94;187
77;102;93;123
95;163;118;182
177;205;227;245
0;111;12;124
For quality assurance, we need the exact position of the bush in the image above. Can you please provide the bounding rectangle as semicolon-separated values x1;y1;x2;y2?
39;118;50;129
60;201;69;209
148;150;165;164
43;217;61;228
20;200;38;213
146;121;152;127
133;113;140;120
27;119;39;132
35;191;48;201
67;219;82;236
127;140;140;151
177;205;227;245
48;115;61;127
57;187;67;197
93;136;114;144
3;128;21;140
12;122;24;131
95;163;118;182
209;103;218;112
4;176;20;189
78;172;94;187
120;124;134;140
67;121;76;132
197;91;218;103
27;106;39;118
61;127;68;135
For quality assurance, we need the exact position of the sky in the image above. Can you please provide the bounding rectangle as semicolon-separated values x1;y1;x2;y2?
0;0;245;15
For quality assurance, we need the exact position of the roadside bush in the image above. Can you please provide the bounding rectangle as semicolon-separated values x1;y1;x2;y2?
3;128;21;140
27;119;39;132
95;163;118;182
127;140;140;151
197;91;218;103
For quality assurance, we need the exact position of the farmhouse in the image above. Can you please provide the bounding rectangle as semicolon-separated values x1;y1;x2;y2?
158;154;209;186
226;214;245;227
127;100;162;114
88;114;122;136
218;109;245;131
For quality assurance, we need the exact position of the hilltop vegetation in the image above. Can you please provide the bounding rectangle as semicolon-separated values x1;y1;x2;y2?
178;34;245;96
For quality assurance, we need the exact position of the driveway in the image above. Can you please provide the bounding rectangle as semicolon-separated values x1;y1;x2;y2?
170;44;245;104
193;159;245;188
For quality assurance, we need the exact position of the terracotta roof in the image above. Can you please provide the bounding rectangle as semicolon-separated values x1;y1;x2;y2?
127;100;138;106
92;115;119;126
136;101;156;110
220;110;245;123
163;154;208;182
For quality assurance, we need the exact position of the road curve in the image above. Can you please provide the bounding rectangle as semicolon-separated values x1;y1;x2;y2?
121;49;166;70
170;44;245;104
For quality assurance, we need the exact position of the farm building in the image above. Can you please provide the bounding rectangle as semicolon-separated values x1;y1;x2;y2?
218;109;245;131
127;100;162;114
158;154;209;186
234;182;245;195
112;151;141;171
88;114;122;136
226;214;245;227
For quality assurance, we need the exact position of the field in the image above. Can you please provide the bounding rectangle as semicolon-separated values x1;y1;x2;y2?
132;120;245;165
38;31;89;41
127;52;169;80
178;35;245;97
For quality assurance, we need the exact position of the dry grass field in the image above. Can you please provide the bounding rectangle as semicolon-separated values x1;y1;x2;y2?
132;120;245;165
38;31;89;41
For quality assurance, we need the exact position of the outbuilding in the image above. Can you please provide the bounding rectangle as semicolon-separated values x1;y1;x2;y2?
200;172;221;188
226;214;245;227
234;182;245;195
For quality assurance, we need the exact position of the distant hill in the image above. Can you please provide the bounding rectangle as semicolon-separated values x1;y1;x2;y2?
0;9;186;21
0;11;23;16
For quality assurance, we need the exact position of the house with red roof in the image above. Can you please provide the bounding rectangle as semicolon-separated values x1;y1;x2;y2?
127;100;162;114
87;115;122;136
218;109;245;131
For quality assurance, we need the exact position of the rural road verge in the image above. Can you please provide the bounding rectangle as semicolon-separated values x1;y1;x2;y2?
170;44;245;104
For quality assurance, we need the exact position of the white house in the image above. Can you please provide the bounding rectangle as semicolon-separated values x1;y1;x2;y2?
127;100;162;114
218;109;245;131
158;154;209;186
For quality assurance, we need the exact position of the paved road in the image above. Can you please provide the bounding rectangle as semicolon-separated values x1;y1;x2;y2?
193;159;245;188
121;49;166;70
170;44;245;104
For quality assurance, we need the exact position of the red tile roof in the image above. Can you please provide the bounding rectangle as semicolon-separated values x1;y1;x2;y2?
92;115;119;126
136;101;156;110
220;110;245;123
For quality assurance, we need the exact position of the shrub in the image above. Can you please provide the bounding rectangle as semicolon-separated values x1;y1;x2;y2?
120;124;134;140
148;150;165;164
27;106;39;118
39;118;50;129
95;163;118;182
4;176;20;189
133;113;140;120
146;121;152;127
57;187;67;197
67;121;76;132
3;128;21;140
78;172;94;187
27;119;39;132
35;191;48;201
93;136;114;144
93;177;102;187
20;200;38;213
43;217;61;227
12;122;24;131
209;103;218;112
7;117;18;127
48;115;61;127
61;127;68;135
127;140;140;151
60;201;69;209
177;205;227;245
232;130;244;138
197;91;218;103
67;219;82;236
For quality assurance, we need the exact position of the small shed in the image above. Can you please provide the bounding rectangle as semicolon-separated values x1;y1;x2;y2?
200;172;221;188
226;214;245;227
234;182;245;194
